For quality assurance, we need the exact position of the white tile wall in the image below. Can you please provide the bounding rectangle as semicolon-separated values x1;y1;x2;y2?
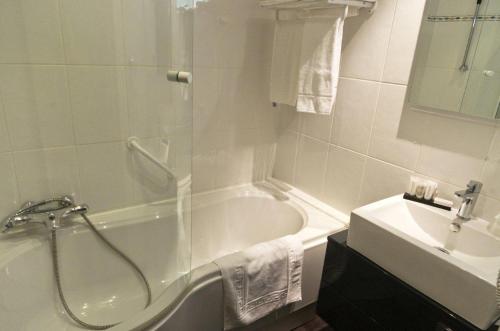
126;66;172;138
0;65;74;150
368;83;420;169
331;78;380;153
191;0;277;192
0;0;275;216
273;131;299;184
301;112;333;142
382;0;426;84
60;0;125;65
0;93;12;153
0;153;19;215
13;147;80;202
1;0;498;225
0;0;193;216
76;142;135;212
0;0;65;64
273;0;500;222
340;0;398;81
122;0;171;66
323;146;366;214
295;135;329;197
67;66;128;144
358;158;413;206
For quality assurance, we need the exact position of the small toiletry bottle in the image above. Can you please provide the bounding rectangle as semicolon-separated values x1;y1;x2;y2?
408;177;418;196
488;214;500;237
409;176;426;198
424;181;437;201
415;181;426;199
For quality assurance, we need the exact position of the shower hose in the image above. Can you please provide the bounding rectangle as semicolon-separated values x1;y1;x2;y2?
50;214;152;330
497;269;500;309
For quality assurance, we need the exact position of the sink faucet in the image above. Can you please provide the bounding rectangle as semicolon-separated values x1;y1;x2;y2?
454;180;482;221
1;196;88;233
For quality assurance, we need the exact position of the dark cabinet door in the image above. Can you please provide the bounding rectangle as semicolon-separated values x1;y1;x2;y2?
317;231;497;331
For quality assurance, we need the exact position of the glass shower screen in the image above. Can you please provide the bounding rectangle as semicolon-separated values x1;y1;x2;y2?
0;0;193;329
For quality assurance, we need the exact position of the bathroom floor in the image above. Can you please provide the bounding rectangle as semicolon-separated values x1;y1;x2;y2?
292;316;334;331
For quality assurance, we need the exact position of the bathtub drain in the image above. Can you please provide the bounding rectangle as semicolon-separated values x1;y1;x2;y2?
50;214;152;330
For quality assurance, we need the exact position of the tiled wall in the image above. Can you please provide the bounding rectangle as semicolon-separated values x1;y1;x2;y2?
1;0;498;224
273;0;500;222
191;0;278;193
0;0;193;216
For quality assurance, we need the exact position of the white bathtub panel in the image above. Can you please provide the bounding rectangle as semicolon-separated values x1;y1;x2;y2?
294;240;328;311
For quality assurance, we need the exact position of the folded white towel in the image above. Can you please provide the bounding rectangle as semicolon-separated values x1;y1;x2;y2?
214;235;304;330
270;7;348;115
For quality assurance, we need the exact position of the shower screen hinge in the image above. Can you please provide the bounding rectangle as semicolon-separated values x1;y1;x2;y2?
167;70;193;84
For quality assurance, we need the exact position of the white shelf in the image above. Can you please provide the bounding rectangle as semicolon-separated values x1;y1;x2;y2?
260;0;376;11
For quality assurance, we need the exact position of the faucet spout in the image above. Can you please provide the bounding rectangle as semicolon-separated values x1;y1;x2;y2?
454;180;482;221
1;215;32;233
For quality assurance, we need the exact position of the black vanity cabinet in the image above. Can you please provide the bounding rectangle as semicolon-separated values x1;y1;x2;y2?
316;230;498;331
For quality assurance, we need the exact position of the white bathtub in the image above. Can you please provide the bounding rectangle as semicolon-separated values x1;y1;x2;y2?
0;196;190;331
123;182;348;331
0;181;347;331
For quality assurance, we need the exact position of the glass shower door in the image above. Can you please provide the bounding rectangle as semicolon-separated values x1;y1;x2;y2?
0;0;193;329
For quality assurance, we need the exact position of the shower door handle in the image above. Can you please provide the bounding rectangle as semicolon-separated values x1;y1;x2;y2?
167;70;193;84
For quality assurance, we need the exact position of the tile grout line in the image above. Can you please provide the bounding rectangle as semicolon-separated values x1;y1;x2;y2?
357;75;385;206
291;130;300;186
57;0;83;201
321;106;338;199
377;0;400;84
0;69;21;206
118;0;141;203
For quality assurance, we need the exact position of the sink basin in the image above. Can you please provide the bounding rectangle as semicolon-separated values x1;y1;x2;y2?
348;195;500;330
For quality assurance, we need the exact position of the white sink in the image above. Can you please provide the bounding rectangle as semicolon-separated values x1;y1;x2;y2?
348;195;500;330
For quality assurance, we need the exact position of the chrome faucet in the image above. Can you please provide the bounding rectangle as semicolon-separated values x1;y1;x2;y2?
1;196;88;233
454;180;482;221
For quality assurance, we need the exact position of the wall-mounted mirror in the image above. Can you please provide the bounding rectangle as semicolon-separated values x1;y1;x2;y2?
407;0;500;120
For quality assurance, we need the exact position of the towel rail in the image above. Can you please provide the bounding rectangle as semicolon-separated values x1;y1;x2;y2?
260;0;376;10
262;0;376;19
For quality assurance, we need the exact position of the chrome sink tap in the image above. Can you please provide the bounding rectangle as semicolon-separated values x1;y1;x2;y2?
454;180;483;221
0;196;86;233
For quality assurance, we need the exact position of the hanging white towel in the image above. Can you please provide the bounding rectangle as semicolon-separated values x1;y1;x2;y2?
214;235;303;330
270;19;303;107
270;7;349;115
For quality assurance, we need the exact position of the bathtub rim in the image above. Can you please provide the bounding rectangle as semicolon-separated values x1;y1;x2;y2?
0;180;348;331
112;180;349;331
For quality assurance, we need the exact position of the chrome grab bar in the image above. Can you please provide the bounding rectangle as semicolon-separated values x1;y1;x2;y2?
127;137;175;179
459;0;482;72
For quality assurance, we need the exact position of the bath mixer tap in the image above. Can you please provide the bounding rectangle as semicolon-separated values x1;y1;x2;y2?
61;204;89;220
1;196;82;233
454;180;482;221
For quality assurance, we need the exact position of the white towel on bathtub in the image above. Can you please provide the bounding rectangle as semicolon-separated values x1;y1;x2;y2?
214;235;303;330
